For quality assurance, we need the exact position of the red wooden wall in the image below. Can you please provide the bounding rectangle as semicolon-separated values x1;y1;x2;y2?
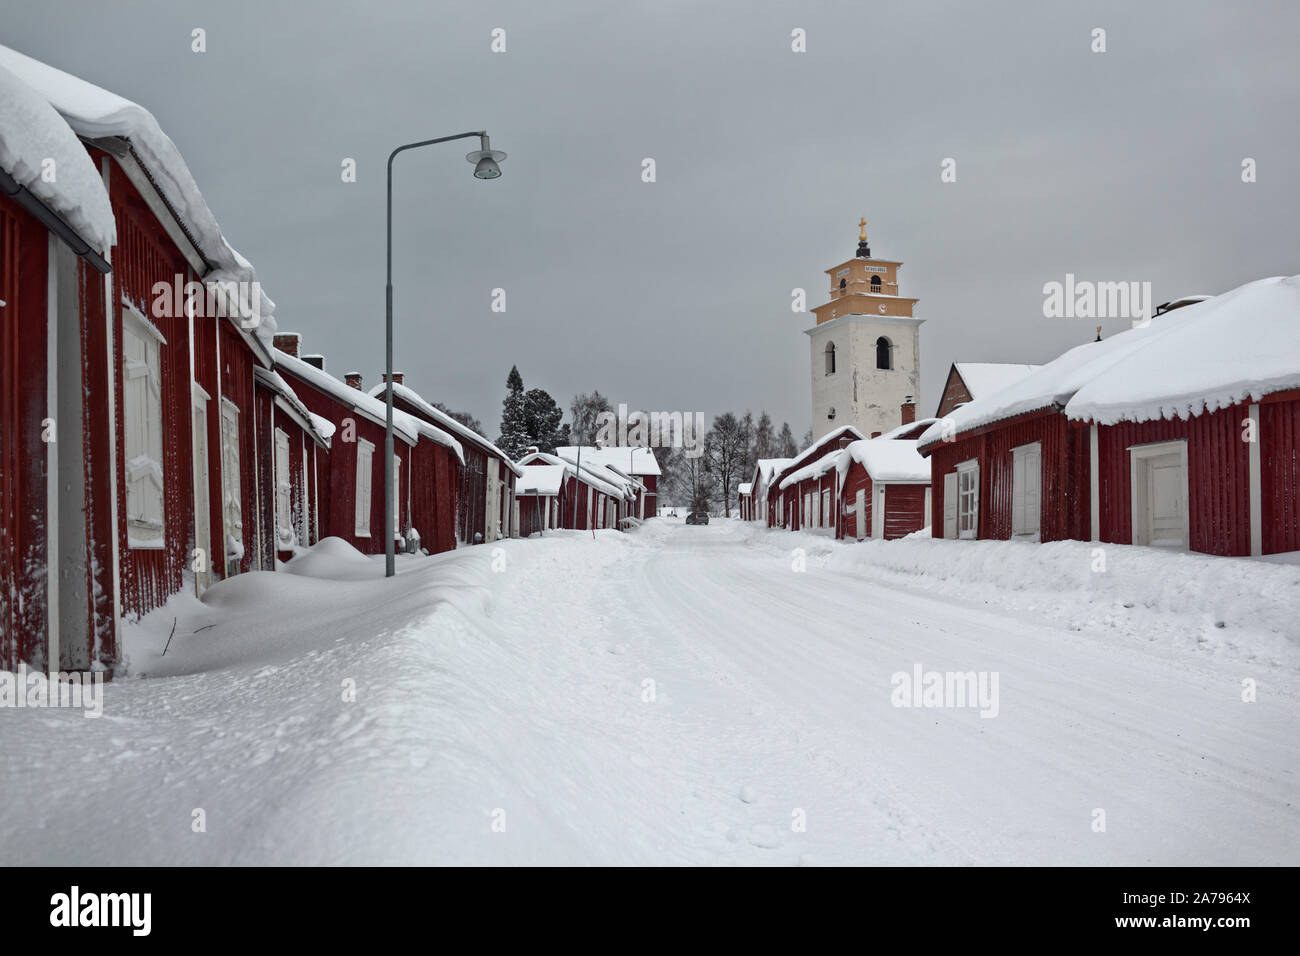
106;158;196;619
1096;404;1250;556
0;194;49;669
1261;395;1300;554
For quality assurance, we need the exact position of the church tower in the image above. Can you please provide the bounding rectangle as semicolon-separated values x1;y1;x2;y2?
805;219;922;438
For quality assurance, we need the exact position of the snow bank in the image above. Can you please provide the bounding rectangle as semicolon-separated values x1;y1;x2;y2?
737;523;1300;666
0;63;114;251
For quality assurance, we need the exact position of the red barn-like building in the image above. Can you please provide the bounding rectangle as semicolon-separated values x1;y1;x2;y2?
918;277;1300;557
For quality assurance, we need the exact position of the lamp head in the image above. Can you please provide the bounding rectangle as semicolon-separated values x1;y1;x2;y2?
467;134;506;179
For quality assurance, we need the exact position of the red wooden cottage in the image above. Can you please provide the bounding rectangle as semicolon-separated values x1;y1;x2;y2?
273;345;464;557
556;445;660;520
371;379;520;544
749;458;791;526
918;275;1300;556
516;449;637;531
737;483;754;520
769;426;865;532
934;362;1041;418
836;421;935;541
1;45;286;674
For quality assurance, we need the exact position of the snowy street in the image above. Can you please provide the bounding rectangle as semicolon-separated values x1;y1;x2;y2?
2;520;1296;866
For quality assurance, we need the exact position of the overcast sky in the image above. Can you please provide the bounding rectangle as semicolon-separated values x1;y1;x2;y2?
4;0;1297;436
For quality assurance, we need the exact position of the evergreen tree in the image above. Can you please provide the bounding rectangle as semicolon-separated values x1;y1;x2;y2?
523;387;567;454
777;422;798;458
754;411;774;461
497;365;529;459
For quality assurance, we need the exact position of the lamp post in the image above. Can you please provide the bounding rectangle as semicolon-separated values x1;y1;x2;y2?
384;131;505;577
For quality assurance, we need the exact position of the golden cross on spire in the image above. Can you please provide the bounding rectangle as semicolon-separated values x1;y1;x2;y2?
858;217;867;241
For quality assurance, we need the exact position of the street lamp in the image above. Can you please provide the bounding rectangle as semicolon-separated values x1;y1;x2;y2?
385;131;505;577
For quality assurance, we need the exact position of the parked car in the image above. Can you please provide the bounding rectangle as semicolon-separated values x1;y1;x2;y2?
686;512;709;525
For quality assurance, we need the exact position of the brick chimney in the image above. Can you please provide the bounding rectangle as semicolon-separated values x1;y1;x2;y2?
273;332;301;357
525;445;539;456
900;395;916;426
344;372;363;390
303;354;325;371
380;372;404;386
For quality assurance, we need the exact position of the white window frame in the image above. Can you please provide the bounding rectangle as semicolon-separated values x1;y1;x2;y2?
220;398;243;565
392;453;402;540
1011;441;1042;539
956;458;979;540
122;303;166;549
355;438;375;537
274;427;293;548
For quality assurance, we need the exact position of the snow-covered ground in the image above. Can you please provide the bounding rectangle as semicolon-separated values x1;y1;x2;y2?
2;521;1297;865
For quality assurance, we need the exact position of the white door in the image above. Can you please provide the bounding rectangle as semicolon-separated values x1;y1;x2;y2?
873;484;886;540
1012;442;1042;538
191;390;212;594
820;489;830;528
943;472;958;539
855;489;866;540
1139;451;1188;547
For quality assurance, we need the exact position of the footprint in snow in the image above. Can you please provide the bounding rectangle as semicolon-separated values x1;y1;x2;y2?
747;824;783;849
739;785;757;804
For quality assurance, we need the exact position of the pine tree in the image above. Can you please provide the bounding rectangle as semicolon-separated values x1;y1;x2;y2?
777;422;798;458
497;365;528;459
522;387;567;454
755;411;774;461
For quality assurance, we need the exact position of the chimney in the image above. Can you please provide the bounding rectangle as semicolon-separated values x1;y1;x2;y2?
525;445;539;456
303;354;325;371
900;395;916;425
871;431;883;439
273;332;301;357
837;436;854;450
344;372;363;390
380;372;405;386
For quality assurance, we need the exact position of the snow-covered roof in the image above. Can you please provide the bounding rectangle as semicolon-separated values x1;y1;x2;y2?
779;447;842;490
367;381;520;476
0;63;115;253
754;457;792;488
516;464;566;496
775;426;865;484
954;363;1042;399
518;450;626;498
738;482;753;496
840;438;930;483
276;350;463;461
554;446;662;477
253;366;331;448
919;275;1300;445
0;44;277;348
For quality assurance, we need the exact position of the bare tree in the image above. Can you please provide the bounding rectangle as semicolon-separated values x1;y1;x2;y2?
703;412;748;515
569;391;612;446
